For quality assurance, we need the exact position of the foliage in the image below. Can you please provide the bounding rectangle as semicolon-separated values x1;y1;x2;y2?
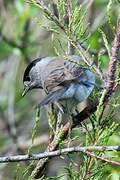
0;0;120;180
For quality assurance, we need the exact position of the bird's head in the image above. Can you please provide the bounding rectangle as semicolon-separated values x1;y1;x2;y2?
22;58;42;97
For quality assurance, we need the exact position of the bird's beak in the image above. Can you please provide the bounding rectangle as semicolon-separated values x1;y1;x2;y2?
22;85;30;97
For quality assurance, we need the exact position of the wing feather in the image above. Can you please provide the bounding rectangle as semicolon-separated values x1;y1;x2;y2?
39;87;68;106
41;56;83;93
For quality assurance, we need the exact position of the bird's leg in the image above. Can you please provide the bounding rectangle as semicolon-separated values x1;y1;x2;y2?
71;107;79;124
75;107;79;114
54;101;65;114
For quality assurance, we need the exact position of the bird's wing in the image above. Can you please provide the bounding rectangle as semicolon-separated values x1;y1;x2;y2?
38;86;68;106
41;56;83;93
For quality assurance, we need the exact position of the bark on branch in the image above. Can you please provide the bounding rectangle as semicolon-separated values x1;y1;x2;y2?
0;145;119;165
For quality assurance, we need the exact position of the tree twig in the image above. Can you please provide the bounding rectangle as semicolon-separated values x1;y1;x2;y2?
85;150;120;167
0;145;119;164
96;19;120;123
35;0;66;32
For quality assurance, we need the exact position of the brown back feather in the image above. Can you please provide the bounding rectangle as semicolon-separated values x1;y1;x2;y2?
41;56;83;93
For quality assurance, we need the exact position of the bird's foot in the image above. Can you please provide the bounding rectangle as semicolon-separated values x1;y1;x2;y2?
55;101;65;114
71;112;78;124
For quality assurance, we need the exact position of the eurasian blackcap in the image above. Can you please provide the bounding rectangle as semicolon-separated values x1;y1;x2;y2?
22;55;95;111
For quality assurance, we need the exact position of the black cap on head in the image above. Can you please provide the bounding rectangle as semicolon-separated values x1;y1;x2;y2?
22;57;43;97
23;58;42;82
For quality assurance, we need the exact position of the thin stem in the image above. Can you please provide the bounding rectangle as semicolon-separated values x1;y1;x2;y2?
0;145;119;163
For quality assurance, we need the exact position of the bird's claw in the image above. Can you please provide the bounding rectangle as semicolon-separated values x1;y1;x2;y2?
55;102;65;114
71;112;78;124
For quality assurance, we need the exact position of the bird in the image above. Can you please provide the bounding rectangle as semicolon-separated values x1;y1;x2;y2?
22;55;95;113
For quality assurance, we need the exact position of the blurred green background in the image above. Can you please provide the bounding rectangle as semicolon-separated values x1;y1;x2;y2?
0;0;120;179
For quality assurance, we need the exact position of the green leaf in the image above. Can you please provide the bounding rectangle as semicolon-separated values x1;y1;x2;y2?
107;0;115;33
57;0;66;21
99;29;111;59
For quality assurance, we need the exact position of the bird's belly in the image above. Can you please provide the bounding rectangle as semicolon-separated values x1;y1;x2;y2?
60;83;94;105
60;84;75;99
74;85;91;103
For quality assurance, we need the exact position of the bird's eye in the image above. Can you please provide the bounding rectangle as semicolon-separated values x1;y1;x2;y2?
25;76;30;81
